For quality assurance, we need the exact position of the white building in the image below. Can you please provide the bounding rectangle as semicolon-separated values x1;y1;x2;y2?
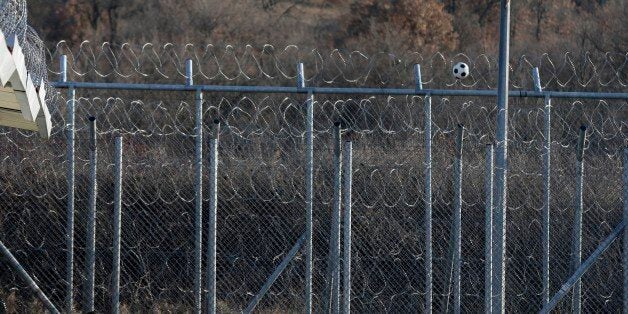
0;28;51;138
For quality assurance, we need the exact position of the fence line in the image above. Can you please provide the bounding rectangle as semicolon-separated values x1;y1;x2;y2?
1;3;627;311
1;52;628;311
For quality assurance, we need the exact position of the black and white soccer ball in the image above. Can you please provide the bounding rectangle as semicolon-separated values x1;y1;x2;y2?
452;62;470;79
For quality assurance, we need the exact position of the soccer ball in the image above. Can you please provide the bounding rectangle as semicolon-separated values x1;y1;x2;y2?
452;62;470;79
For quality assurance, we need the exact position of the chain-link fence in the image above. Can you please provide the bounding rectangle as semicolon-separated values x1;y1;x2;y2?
0;42;627;313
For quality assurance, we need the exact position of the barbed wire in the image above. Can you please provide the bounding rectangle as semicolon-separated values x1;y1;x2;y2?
0;42;627;312
0;0;48;86
48;42;627;90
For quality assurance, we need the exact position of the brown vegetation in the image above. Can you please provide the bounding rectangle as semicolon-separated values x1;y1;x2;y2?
26;0;627;55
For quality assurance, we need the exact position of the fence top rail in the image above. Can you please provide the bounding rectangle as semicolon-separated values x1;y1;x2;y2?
50;81;628;99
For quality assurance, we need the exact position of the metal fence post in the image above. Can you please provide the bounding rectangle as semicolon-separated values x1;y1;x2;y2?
342;136;353;314
571;125;586;314
453;125;464;314
414;64;423;91
206;119;220;314
326;122;342;314
187;59;204;314
493;1;511;312
63;53;76;313
484;144;494;313
533;66;552;307
60;55;68;83
85;116;97;313
112;136;123;314
623;147;628;313
422;89;433;313
298;62;314;314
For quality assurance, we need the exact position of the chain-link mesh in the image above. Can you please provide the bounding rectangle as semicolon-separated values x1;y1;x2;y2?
0;43;626;313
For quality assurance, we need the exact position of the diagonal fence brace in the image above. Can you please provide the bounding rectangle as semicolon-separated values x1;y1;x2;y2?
243;232;307;313
0;240;59;314
539;220;626;314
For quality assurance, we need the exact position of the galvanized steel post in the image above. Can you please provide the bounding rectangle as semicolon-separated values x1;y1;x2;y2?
62;53;76;314
327;122;342;314
418;64;434;314
623;147;628;313
493;1;511;312
85;116;97;313
484;144;494;313
298;62;314;314
112;136;123;314
571;125;586;314
453;124;464;314
342;137;353;314
534;66;552;307
187;59;204;314
206;119;220;314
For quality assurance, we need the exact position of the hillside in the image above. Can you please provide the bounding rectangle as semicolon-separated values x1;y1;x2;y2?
24;0;626;55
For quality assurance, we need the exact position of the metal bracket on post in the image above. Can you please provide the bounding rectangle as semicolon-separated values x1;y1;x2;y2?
297;63;306;91
186;59;194;86
414;64;423;92
60;55;67;83
532;67;542;93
